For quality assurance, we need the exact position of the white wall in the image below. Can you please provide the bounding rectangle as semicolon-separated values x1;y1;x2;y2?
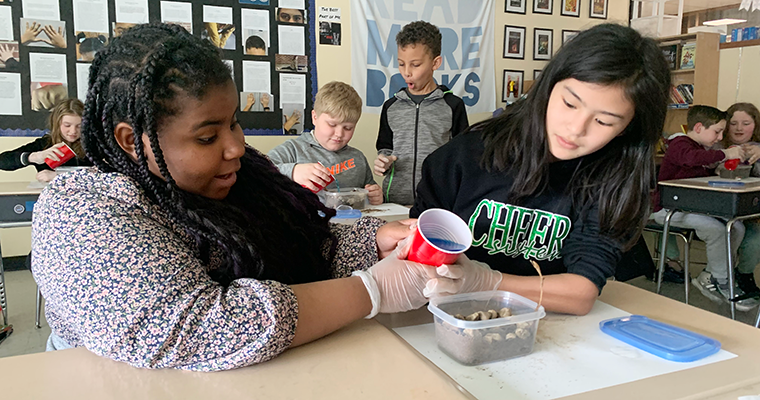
717;45;760;110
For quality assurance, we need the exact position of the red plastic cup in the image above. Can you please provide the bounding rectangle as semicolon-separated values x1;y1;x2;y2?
302;173;335;193
44;144;75;169
724;158;740;171
408;208;472;266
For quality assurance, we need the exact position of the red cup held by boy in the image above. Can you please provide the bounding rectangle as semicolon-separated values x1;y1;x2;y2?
44;143;76;169
724;158;740;171
408;208;472;266
302;173;335;193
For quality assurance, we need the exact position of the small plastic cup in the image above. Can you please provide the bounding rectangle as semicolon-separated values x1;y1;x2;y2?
408;208;472;266
44;144;75;169
724;158;740;171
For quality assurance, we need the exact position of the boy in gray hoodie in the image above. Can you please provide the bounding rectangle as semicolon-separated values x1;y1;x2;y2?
268;81;382;204
374;21;469;205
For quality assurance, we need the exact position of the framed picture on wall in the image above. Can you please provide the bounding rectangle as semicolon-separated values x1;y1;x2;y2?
503;25;526;59
503;70;524;103
533;0;553;15
561;0;580;17
533;28;553;60
562;29;580;45
534;69;542;80
505;0;527;14
590;0;608;19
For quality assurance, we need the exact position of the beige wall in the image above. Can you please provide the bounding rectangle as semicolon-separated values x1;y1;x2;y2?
0;0;628;256
717;45;760;110
495;0;630;104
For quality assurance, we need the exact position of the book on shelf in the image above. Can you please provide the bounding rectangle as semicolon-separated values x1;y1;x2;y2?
668;84;693;108
661;44;679;70
679;42;696;70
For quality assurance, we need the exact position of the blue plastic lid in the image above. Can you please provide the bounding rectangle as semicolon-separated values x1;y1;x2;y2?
334;208;362;219
599;315;720;362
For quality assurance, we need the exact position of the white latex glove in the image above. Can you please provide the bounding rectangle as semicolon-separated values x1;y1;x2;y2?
352;236;437;317
423;253;503;296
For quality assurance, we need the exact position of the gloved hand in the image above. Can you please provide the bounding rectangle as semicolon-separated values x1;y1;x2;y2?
352;236;437;316
423;253;503;296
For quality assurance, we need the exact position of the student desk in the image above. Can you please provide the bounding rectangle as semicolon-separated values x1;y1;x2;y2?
657;177;760;323
0;281;759;399
0;182;43;327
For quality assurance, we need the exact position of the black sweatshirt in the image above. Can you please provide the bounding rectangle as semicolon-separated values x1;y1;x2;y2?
410;131;623;292
0;135;91;172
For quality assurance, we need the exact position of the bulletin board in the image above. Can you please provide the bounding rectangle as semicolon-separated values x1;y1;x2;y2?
0;0;318;137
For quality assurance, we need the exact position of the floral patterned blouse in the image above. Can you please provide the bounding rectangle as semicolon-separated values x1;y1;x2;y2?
31;168;383;371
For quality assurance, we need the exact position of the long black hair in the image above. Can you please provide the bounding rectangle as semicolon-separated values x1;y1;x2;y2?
82;22;337;286
477;23;670;248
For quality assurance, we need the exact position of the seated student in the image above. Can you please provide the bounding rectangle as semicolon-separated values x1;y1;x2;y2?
410;24;673;316
32;23;471;370
652;105;758;311
0;98;91;183
268;81;383;205
245;35;266;55
716;103;760;296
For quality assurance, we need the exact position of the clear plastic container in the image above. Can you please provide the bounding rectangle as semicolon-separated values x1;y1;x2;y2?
718;164;751;179
428;291;545;366
323;188;368;210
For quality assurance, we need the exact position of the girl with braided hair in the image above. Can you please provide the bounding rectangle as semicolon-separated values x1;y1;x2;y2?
31;23;459;371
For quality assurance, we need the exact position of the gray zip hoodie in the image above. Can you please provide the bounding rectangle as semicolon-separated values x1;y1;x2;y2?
376;85;469;205
268;131;375;190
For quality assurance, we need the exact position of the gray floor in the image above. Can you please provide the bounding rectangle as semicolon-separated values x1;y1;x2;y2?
0;232;758;359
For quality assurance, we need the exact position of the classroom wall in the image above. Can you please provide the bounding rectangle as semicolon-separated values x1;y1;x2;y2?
0;0;627;257
494;0;630;105
717;45;760;110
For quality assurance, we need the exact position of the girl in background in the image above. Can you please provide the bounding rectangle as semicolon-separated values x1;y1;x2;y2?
0;98;90;182
719;103;760;296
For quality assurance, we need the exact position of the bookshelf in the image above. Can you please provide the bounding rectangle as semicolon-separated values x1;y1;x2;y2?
656;32;720;135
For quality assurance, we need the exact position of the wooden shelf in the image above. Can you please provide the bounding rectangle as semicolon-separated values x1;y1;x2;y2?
656;32;720;135
656;33;698;43
720;39;760;49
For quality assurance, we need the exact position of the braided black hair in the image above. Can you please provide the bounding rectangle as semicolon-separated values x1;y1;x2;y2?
82;22;337;286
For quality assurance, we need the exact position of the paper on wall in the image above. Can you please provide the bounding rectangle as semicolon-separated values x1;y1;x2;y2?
277;25;305;55
73;0;109;33
0;72;23;115
22;0;60;20
115;0;148;24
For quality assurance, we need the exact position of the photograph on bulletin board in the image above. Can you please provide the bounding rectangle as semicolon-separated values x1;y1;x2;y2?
0;0;319;137
0;41;19;71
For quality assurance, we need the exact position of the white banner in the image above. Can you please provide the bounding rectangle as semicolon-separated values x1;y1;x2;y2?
351;0;495;114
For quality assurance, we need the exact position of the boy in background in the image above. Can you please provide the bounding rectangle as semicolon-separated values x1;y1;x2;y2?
268;81;382;205
652;105;758;311
374;21;469;205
